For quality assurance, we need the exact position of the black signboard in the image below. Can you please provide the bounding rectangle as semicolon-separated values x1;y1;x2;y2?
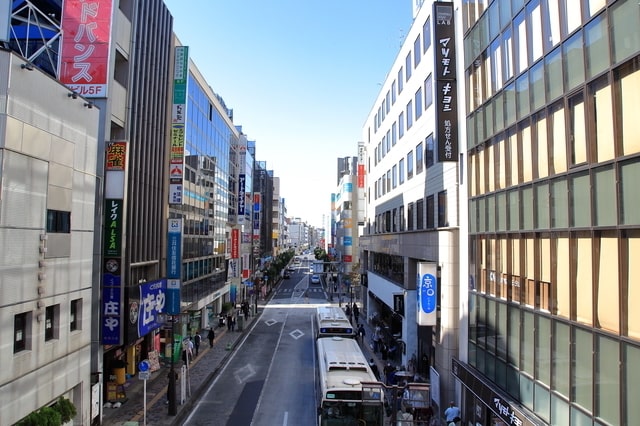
433;2;458;162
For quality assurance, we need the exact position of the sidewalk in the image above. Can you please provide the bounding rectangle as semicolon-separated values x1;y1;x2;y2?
101;305;263;426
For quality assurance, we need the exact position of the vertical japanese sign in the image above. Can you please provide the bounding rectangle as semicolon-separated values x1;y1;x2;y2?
357;142;366;189
60;0;113;97
166;219;182;315
417;262;438;326
169;46;189;205
102;141;128;345
253;193;261;243
231;228;239;259
433;2;458;162
237;174;246;222
137;279;166;338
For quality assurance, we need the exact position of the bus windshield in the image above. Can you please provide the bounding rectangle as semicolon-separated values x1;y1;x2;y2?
320;401;383;426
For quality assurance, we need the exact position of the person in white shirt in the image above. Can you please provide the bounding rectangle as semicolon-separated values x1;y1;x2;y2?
444;401;461;424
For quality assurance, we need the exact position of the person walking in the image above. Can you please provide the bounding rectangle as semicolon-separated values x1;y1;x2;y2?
357;324;366;342
353;303;360;324
368;358;380;380
193;331;202;356
207;327;215;347
444;401;461;425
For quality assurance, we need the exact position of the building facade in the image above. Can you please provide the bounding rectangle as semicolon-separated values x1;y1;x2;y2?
460;0;640;425
360;0;461;414
0;49;100;425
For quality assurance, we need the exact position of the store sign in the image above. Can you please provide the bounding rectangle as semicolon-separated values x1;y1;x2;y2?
452;359;542;426
433;1;458;162
169;46;189;205
137;279;166;337
417;262;438;325
60;0;113;97
166;219;182;315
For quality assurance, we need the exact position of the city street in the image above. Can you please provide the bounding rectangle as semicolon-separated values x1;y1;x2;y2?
182;266;326;425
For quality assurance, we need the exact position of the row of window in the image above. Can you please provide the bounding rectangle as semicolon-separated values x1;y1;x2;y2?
470;232;640;338
468;295;638;425
468;60;640;193
466;0;640;140
374;74;434;167
373;135;435;200
470;159;640;234
14;299;82;353
372;14;432;134
371;190;448;235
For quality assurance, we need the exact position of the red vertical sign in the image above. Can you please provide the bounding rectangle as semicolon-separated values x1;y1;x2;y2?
60;0;113;97
231;229;239;259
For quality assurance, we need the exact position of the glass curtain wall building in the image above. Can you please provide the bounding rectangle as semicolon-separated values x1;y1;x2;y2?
171;64;236;318
461;0;640;425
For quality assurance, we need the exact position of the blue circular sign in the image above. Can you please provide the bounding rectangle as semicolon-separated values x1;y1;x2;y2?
138;360;150;372
420;273;437;313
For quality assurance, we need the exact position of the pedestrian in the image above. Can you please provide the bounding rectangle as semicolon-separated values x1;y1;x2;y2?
207;327;215;346
369;358;380;380
353;303;360;323
193;331;202;356
444;401;461;425
227;313;233;331
231;315;236;332
357;324;366;342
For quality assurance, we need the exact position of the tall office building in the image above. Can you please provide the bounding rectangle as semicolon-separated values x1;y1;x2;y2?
360;0;461;413
460;0;640;425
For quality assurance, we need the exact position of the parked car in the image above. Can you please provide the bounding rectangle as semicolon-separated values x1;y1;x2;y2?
310;274;321;284
283;271;291;279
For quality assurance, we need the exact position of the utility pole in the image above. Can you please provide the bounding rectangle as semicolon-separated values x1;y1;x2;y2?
167;315;177;415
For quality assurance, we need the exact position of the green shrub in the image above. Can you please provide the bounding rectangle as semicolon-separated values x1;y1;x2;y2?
15;397;76;426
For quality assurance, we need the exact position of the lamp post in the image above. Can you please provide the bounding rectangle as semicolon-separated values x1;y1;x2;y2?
167;315;177;416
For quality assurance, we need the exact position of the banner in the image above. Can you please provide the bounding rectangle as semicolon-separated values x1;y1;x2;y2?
417;262;438;325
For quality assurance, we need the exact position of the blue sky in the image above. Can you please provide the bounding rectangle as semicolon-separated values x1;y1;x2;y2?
164;0;413;229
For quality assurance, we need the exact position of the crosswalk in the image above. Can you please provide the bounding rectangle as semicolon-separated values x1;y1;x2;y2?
276;288;325;294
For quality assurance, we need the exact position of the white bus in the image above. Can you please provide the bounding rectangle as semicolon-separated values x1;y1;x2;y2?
315;336;384;425
315;306;355;339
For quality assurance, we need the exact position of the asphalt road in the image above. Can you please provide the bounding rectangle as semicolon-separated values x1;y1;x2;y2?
182;267;326;426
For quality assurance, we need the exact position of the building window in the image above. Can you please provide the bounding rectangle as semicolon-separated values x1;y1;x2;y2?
392;164;398;188
426;134;435;168
399;159;405;185
45;304;60;341
386;170;391;193
438;190;447;227
407;151;414;180
416;142;424;174
386;91;391;113
415;87;423;120
424;74;433;108
405;52;412;81
70;299;82;331
423;16;431;53
416;198;424;230
407;100;414;129
426;195;435;228
14;312;29;353
392;122;397;146
399;205;405;231
399;112;405;139
392;80;397;104
398;68;404;93
414;34;421;67
408;202;414;230
46;210;71;233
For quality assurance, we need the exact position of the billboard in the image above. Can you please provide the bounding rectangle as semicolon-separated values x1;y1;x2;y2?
169;46;189;205
433;2;458;162
60;0;113;97
417;262;438;325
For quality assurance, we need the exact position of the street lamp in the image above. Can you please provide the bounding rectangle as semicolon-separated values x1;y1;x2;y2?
167;315;177;415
